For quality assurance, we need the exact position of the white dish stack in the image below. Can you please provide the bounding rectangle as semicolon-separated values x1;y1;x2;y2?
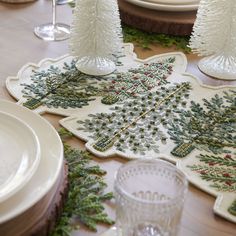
0;99;64;236
125;0;200;12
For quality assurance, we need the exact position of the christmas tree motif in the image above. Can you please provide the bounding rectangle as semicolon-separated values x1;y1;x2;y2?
69;0;123;75
77;82;191;154
21;60;109;110
189;0;236;80
188;153;236;193
228;199;236;216
168;90;236;157
101;57;174;105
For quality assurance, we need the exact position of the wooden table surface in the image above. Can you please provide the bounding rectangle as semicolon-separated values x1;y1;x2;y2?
0;1;235;236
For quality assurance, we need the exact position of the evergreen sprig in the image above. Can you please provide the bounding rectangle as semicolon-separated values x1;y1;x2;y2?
50;129;114;236
122;25;191;53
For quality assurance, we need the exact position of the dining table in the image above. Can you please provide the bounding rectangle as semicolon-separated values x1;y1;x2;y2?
0;1;235;236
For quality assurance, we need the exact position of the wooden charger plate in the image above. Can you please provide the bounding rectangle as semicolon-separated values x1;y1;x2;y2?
0;162;68;236
118;0;197;35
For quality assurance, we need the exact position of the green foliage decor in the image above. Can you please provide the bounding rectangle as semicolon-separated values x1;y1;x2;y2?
50;129;114;236
122;25;191;53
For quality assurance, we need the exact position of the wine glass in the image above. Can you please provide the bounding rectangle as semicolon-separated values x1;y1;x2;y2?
34;0;70;41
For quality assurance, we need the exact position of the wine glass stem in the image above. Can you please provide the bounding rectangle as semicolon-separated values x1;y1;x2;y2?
52;0;56;27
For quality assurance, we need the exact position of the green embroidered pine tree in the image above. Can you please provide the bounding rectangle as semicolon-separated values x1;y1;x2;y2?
188;152;236;217
101;57;174;105
188;153;236;192
21;60;109;110
78;82;191;154
168;90;236;157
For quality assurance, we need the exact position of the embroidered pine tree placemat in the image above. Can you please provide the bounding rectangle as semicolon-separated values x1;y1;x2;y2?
5;43;236;223
6;43;187;116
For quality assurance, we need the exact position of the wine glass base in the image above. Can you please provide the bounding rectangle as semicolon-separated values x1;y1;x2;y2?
34;23;70;41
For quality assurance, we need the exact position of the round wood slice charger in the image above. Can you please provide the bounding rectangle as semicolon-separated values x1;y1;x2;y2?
118;0;197;35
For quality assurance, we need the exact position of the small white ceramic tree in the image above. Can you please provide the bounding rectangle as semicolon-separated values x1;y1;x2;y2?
69;0;123;76
189;0;236;80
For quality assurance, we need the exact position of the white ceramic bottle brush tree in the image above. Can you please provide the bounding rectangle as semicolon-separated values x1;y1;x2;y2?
189;0;236;80
69;0;123;76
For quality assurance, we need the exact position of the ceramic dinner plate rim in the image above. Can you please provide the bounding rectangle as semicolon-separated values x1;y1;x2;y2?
0;99;63;223
125;0;198;11
141;0;199;6
0;111;41;203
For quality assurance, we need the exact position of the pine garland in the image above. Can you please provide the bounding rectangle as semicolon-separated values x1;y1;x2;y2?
122;25;191;53
50;129;114;236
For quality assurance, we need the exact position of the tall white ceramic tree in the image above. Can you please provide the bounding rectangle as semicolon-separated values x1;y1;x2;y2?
69;0;123;76
189;0;236;80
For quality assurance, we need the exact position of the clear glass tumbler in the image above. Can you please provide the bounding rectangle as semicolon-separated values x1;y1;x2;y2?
114;159;188;236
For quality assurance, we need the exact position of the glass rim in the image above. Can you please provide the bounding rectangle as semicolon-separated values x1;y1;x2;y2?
114;158;188;205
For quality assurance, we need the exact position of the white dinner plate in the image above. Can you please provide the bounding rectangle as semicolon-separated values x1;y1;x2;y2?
126;0;198;11
143;0;199;5
0;99;63;223
0;111;40;203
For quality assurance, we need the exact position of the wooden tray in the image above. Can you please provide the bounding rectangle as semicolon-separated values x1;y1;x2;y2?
118;0;197;35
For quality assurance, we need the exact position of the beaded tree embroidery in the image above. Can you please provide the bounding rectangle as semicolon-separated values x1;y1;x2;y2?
101;57;174;105
77;82;191;154
168;90;236;157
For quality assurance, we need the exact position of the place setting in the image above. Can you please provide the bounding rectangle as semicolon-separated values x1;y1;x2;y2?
0;100;64;235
